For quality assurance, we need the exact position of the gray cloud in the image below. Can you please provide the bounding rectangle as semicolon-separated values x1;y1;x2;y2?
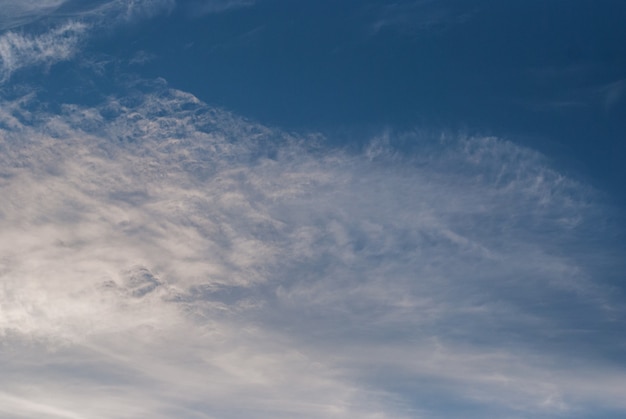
0;82;624;418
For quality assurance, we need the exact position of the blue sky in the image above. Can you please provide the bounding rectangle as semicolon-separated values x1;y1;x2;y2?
0;1;625;418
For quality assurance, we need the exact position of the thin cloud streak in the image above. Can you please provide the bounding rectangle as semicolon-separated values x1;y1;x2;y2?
0;82;624;418
368;0;473;37
0;0;250;83
0;0;68;30
184;0;256;17
0;0;248;31
0;0;175;26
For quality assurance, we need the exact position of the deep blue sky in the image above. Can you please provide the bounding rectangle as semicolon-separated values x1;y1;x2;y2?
84;0;626;201
1;1;626;418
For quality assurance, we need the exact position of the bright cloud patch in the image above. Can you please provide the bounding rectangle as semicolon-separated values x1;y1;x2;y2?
0;81;624;419
0;22;86;82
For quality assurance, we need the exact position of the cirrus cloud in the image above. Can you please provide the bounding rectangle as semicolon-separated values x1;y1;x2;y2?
0;21;86;82
0;79;624;418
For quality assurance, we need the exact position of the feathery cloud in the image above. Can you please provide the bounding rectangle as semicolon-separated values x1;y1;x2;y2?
0;0;68;30
0;21;86;82
0;80;624;418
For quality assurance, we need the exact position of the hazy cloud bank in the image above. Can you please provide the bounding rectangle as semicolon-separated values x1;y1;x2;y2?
0;81;624;418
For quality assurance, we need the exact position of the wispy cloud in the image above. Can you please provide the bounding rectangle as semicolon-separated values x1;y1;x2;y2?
89;0;177;23
0;0;68;30
528;65;626;114
0;0;247;31
0;0;177;83
0;0;176;26
0;21;86;82
368;0;473;37
0;0;249;82
184;0;256;17
0;80;624;418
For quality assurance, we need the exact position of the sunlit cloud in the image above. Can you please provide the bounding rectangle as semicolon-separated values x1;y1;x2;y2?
0;78;624;418
0;1;623;417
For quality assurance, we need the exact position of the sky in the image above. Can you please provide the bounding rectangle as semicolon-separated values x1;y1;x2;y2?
0;1;625;418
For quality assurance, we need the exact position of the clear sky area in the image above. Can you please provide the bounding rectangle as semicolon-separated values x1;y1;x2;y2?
0;1;625;418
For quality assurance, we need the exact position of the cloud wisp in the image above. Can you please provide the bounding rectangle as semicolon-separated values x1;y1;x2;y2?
0;0;167;84
0;0;69;30
0;0;248;32
0;21;86;82
0;0;255;84
368;0;474;38
0;81;625;418
183;0;256;17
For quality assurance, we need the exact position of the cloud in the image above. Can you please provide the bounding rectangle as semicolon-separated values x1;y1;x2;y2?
368;0;473;37
93;0;177;23
0;80;624;418
0;0;252;83
0;0;176;83
0;0;246;32
0;21;87;82
528;65;626;115
183;0;255;17
0;0;68;30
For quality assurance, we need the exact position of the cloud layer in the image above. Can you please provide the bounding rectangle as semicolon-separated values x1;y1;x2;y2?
0;79;624;418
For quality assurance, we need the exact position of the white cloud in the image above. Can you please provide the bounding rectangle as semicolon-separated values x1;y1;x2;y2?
0;0;176;27
0;0;176;83
0;21;86;82
0;0;68;30
0;83;624;418
95;0;177;23
0;0;240;82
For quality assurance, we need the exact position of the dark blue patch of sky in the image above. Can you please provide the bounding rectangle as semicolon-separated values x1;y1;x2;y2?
48;0;626;203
